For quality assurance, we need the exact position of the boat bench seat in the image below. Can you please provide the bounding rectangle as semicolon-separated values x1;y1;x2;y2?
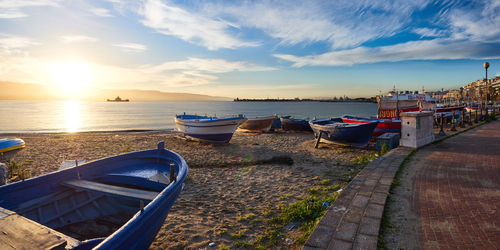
62;179;159;201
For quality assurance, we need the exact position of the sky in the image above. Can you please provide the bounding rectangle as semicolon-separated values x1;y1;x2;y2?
0;0;499;99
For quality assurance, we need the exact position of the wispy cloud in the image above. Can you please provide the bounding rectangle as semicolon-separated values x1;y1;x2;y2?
89;7;113;17
203;0;431;49
0;0;59;19
139;0;259;50
0;33;39;55
274;39;500;67
148;57;276;74
61;35;98;43
113;43;147;52
413;28;446;38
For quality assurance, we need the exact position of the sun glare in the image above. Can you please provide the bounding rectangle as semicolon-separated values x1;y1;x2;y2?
50;63;92;97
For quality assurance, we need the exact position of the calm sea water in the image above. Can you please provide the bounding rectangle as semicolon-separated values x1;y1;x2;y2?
0;100;377;133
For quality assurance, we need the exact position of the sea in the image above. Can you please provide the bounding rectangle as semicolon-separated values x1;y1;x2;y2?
0;100;377;133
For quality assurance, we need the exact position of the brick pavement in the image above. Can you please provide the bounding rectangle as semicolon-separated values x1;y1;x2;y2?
410;120;500;249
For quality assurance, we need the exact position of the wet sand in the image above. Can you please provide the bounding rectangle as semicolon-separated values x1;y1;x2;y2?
1;130;377;249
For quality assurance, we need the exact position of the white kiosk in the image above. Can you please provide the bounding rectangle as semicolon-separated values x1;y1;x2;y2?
400;111;434;148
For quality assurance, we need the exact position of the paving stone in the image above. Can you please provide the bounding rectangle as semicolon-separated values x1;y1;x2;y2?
353;234;377;250
364;203;385;219
358;217;381;236
333;222;358;242
343;207;363;223
305;225;336;248
351;195;370;208
327;239;352;250
369;192;387;205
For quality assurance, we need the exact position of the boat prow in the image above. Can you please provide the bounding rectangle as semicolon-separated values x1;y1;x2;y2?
0;141;188;249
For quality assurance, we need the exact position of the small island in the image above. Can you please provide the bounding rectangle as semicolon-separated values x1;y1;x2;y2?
106;96;129;102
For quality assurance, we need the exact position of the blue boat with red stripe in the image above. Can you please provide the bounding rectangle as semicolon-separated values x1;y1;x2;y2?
341;115;401;137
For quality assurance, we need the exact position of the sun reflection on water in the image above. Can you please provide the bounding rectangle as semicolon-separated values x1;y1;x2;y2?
64;100;81;132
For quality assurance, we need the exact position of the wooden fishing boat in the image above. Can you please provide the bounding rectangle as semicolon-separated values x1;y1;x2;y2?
271;115;290;130
0;138;25;153
309;118;379;147
238;116;277;132
0;142;188;249
175;114;247;143
341;116;401;137
280;117;312;132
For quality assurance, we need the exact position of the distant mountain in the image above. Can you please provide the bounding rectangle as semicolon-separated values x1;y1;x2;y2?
0;82;231;101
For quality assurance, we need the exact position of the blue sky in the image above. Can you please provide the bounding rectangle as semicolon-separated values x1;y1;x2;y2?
0;0;499;98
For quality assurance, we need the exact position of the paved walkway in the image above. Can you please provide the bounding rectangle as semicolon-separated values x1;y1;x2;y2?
304;147;412;249
410;120;500;249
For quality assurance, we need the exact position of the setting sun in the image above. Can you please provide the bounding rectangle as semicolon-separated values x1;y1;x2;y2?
50;63;92;96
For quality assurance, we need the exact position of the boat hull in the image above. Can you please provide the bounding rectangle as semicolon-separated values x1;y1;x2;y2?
238;116;277;132
310;118;379;147
0;138;25;153
0;142;188;249
280;117;312;131
175;115;247;143
342;116;401;137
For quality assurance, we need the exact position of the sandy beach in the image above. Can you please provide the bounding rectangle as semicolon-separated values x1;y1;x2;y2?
1;130;377;249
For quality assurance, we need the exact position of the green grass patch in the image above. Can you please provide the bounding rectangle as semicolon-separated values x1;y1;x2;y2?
230;230;247;239
351;153;379;166
237;213;256;222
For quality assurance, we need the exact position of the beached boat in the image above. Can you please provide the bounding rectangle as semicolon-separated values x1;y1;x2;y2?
175;114;247;143
342;116;401;137
0;138;25;153
309;118;379;147
238;116;277;132
271;115;290;130
280;117;312;131
0;142;187;249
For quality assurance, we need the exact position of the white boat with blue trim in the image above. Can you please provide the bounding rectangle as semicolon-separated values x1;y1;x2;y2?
174;114;247;143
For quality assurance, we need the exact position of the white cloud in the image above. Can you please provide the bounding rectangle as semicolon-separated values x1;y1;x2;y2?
113;43;147;52
0;33;39;55
204;0;431;49
148;57;276;74
89;7;113;17
139;0;259;50
0;0;59;19
413;28;446;38
274;39;500;67
61;35;98;43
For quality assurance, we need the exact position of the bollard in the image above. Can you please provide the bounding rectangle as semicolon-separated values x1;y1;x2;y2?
450;113;457;131
469;110;473;125
439;114;446;136
460;110;465;128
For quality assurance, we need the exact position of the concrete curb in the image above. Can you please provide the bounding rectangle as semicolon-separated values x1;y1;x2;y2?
304;147;412;250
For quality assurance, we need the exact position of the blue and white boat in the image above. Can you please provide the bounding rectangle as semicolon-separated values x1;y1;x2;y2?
175;114;247;143
0;142;187;249
309;118;379;147
0;138;25;153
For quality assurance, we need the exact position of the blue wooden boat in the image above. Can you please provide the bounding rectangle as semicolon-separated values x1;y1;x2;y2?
341;116;401;137
280;117;312;131
0;138;25;153
0;142;187;249
271;115;290;130
309;118;379;147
